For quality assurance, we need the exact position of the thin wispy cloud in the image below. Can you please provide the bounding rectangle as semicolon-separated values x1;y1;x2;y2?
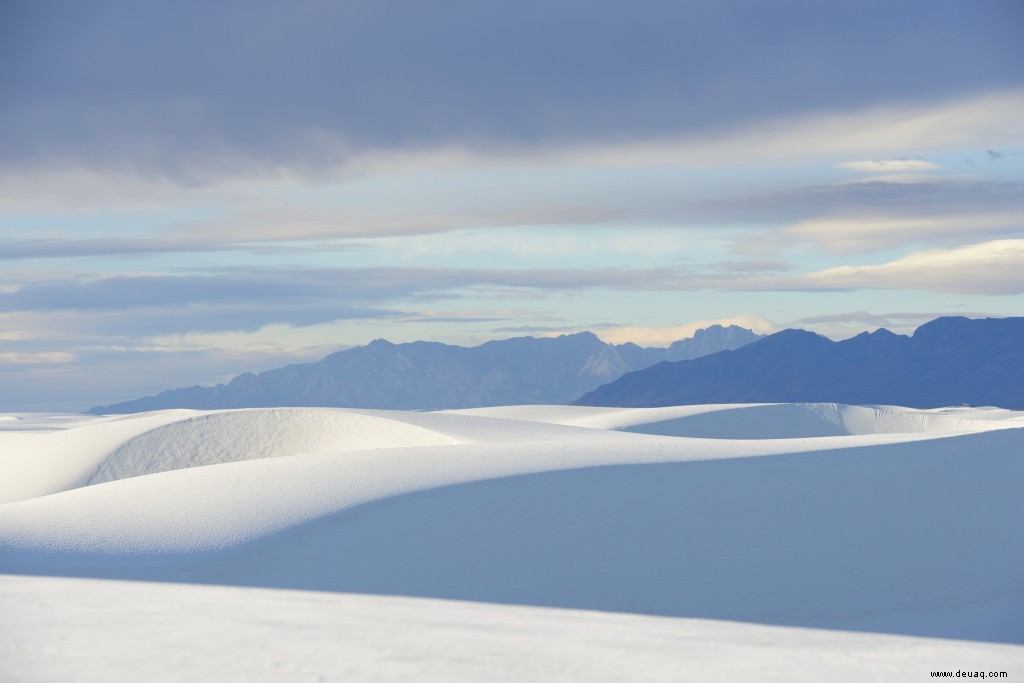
0;206;627;260
780;209;1023;254
790;310;1005;339
745;240;1024;295
0;265;697;341
838;160;940;173
0;351;77;365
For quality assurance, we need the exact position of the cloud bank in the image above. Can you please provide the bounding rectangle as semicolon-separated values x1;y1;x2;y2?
4;0;1022;182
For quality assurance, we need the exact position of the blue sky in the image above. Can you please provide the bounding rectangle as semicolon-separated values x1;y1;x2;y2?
2;0;1023;411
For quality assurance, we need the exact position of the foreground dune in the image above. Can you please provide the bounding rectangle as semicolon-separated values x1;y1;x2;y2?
2;403;1023;678
3;574;1022;683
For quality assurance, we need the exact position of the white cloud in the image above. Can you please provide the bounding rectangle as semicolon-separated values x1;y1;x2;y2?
594;315;776;347
782;210;1023;254
841;173;952;185
784;239;1024;295
837;160;940;173
679;240;1024;295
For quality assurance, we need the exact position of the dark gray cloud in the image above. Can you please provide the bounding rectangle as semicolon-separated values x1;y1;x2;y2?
0;237;243;260
0;265;690;335
7;179;1021;263
6;240;1021;342
0;205;627;260
64;305;404;338
3;0;1021;181
695;180;1024;225
0;236;368;260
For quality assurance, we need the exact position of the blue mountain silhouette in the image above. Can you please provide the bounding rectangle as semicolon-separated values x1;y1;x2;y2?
88;325;762;413
576;317;1024;409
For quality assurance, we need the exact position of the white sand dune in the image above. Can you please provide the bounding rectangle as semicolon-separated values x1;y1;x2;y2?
3;574;1022;683
0;406;650;504
454;402;1024;438
1;403;1022;678
86;408;463;486
0;410;202;503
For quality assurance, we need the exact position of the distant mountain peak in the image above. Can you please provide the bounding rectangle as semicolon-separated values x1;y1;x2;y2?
87;324;764;414
756;328;829;347
911;315;1005;339
563;330;603;342
576;316;1024;409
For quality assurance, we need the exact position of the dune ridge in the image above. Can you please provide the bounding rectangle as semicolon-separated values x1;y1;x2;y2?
2;403;1022;646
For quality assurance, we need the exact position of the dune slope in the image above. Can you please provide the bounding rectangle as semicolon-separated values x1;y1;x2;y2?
3;574;1021;683
2;404;1022;644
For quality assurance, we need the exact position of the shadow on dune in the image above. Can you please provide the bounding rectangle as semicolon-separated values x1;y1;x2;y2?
3;429;1022;645
619;403;848;438
184;431;1024;645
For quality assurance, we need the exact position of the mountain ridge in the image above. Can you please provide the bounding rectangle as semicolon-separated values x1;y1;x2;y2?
576;316;1024;409
88;325;763;414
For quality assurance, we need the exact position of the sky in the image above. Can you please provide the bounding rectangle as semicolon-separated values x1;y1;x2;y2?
1;0;1023;411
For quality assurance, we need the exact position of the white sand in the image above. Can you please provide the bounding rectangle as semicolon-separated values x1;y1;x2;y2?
3;574;1022;683
2;403;1022;679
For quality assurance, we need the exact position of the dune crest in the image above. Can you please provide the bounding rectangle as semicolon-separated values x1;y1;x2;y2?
1;403;1022;645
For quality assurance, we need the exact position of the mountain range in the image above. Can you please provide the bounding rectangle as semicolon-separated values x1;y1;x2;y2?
576;316;1024;409
88;324;763;414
